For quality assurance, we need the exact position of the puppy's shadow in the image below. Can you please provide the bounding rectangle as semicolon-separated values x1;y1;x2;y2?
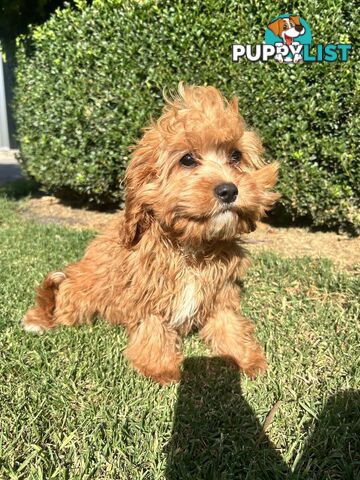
165;358;359;479
293;389;360;479
165;357;289;480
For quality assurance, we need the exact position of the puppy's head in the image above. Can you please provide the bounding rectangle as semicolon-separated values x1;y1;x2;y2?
124;84;279;248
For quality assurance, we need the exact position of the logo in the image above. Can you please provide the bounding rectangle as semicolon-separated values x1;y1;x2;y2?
265;14;311;64
232;13;352;64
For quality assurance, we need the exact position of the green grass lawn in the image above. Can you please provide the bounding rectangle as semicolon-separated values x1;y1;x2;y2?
0;191;359;480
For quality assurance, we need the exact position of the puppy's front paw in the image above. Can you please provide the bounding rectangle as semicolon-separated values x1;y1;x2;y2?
150;368;181;386
242;351;268;379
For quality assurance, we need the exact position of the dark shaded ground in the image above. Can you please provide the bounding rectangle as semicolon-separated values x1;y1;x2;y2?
0;160;23;183
165;357;288;479
166;357;359;480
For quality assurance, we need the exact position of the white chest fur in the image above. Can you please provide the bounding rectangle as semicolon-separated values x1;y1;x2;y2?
170;282;198;329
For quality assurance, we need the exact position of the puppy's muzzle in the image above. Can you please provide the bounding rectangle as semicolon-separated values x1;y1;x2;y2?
214;182;238;204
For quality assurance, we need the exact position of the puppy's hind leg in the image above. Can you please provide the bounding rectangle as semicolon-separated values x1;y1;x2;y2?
52;279;95;328
22;271;66;333
125;316;183;385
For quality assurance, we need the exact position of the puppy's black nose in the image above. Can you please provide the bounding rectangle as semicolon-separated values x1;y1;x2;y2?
214;182;238;204
295;25;303;32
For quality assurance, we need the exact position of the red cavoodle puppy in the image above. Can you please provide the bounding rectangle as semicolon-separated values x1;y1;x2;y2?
23;84;279;385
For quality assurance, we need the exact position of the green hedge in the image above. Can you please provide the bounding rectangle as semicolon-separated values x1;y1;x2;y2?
15;0;360;233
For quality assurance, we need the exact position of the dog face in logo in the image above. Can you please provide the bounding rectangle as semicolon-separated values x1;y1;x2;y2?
268;15;305;46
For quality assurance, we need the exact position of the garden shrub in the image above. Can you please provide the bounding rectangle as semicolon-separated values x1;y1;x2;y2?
14;0;360;232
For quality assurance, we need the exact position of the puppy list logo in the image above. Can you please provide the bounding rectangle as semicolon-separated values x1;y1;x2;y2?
232;14;352;64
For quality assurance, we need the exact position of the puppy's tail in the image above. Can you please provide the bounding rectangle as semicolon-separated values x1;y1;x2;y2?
22;271;66;333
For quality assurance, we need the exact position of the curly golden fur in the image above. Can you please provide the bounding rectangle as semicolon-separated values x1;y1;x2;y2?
22;84;279;384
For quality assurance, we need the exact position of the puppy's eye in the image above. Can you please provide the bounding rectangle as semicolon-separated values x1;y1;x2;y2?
179;154;197;168
230;150;242;164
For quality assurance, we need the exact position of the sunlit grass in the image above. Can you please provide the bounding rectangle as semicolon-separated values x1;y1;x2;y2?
0;196;359;479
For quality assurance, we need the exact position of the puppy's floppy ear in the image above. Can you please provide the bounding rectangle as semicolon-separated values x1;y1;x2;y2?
268;19;283;37
123;129;158;247
252;162;279;190
253;162;281;210
229;96;239;113
289;15;301;26
240;130;265;169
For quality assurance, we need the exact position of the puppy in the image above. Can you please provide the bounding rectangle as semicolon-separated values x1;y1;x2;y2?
23;84;279;385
